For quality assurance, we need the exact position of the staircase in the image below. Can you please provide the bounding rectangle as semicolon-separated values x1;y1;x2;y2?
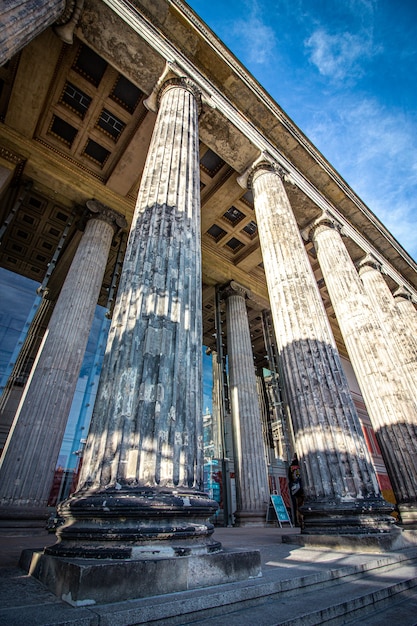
3;532;417;625
89;546;417;625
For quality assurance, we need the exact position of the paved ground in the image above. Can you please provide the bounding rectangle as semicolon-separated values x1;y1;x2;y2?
1;524;416;625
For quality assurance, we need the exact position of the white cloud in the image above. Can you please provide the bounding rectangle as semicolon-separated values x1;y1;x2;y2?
305;28;380;82
306;98;417;260
229;2;277;66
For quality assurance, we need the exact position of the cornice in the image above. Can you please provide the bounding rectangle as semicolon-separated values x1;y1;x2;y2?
101;0;417;299
168;1;417;270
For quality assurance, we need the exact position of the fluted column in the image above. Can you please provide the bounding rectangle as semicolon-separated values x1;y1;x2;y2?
0;0;83;67
394;287;417;348
309;215;417;527
358;256;417;400
47;76;220;559
0;201;125;525
210;350;224;460
222;281;269;526
243;160;393;535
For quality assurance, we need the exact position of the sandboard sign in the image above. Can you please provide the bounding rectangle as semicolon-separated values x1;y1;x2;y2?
267;494;293;527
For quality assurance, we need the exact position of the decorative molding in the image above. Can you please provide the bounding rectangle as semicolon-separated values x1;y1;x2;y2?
86;199;128;231
357;253;382;275
220;280;251;301
144;63;203;115
237;152;289;190
302;212;343;243
54;0;85;44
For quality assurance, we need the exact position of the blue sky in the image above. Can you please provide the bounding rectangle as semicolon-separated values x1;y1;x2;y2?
187;0;417;262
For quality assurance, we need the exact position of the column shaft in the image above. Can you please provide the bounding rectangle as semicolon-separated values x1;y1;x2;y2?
310;219;417;525
0;206;120;522
48;78;220;559
359;259;417;400
81;81;203;491
250;163;393;534
0;0;65;66
394;289;417;351
224;283;269;525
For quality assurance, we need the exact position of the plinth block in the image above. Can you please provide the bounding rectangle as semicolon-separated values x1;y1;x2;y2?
282;526;416;553
23;548;262;607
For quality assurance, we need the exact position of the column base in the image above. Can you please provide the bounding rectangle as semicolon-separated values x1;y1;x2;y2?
22;546;262;606
282;524;411;553
0;504;51;534
47;485;221;559
234;510;267;527
398;503;417;528
300;497;395;535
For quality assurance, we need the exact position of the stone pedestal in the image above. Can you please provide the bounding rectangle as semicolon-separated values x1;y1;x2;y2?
309;215;417;527
0;203;124;525
24;546;261;607
240;159;394;535
222;282;270;526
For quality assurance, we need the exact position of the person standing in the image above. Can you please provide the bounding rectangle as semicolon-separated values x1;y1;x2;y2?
288;453;304;528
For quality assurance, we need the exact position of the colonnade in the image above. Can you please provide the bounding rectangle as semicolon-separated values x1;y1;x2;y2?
0;62;417;556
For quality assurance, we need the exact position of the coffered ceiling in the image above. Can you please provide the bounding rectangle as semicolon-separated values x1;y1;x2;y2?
0;3;415;369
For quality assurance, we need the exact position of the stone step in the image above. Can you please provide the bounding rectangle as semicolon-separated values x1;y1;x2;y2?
343;586;417;625
90;547;417;625
181;560;417;625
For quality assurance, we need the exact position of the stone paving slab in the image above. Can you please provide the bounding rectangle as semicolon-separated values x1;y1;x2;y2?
0;526;416;626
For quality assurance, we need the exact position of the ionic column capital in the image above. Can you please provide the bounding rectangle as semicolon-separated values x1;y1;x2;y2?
54;0;84;45
357;253;382;276
85;200;127;233
302;212;343;243
144;64;202;115
393;285;414;302
220;280;252;301
237;152;290;190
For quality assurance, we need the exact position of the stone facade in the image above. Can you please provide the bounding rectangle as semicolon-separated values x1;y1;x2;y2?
0;0;417;567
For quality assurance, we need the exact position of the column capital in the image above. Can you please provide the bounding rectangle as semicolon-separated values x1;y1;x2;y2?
357;253;382;276
393;285;414;302
54;0;84;45
220;280;252;301
301;212;343;242
144;63;202;115
237;152;290;189
85;200;127;233
158;77;202;113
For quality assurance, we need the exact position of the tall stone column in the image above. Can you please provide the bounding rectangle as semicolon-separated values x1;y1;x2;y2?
48;77;220;559
393;287;417;348
358;256;417;399
308;215;417;527
222;281;270;526
0;0;82;67
0;201;125;526
241;159;393;535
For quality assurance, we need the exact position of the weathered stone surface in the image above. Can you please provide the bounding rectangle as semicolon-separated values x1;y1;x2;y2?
359;257;417;402
24;547;262;606
48;76;220;557
0;205;121;518
0;0;65;66
249;163;394;534
222;281;270;525
310;217;417;526
394;288;417;359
